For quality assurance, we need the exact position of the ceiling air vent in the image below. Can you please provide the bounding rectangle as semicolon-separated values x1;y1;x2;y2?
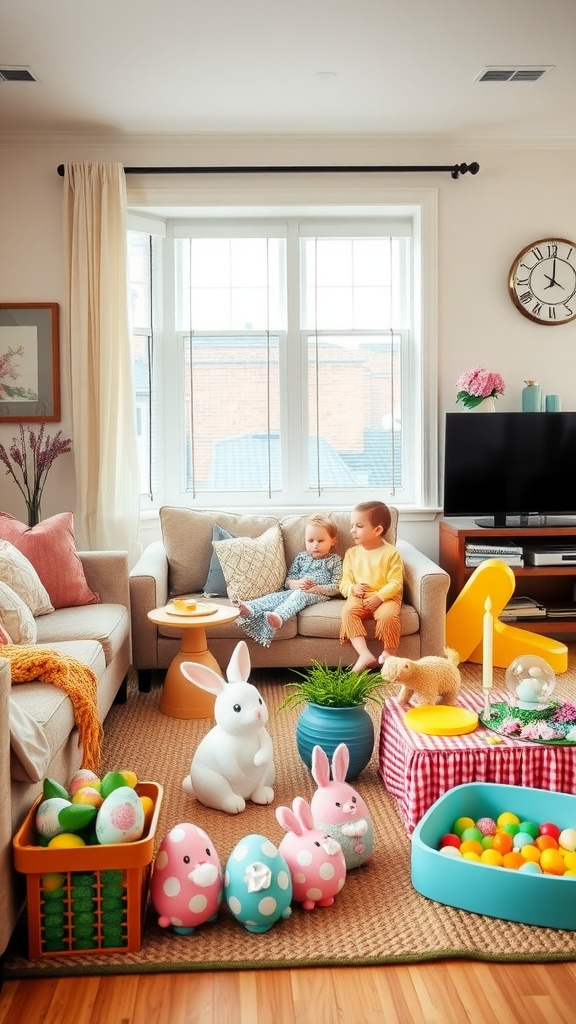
0;65;40;83
474;66;554;83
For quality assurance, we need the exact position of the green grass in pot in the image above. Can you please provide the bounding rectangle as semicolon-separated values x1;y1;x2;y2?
279;661;384;711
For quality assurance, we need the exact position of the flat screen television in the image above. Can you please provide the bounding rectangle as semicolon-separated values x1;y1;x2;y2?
443;411;576;528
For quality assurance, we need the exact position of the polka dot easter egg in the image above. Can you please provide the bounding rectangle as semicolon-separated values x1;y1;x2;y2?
224;834;292;933
275;796;347;911
150;823;223;934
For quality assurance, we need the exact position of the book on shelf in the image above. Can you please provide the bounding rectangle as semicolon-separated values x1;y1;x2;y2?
545;604;576;619
465;555;524;567
465;541;523;556
499;596;546;620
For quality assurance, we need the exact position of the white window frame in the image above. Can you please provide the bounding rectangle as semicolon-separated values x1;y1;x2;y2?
127;187;438;515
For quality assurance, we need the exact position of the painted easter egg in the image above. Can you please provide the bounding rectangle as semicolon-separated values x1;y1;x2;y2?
225;834;292;933
150;822;223;934
36;797;71;840
95;786;145;844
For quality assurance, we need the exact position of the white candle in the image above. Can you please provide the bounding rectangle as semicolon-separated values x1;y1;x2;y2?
482;596;493;694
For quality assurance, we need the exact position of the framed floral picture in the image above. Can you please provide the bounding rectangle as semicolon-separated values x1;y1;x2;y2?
0;303;60;422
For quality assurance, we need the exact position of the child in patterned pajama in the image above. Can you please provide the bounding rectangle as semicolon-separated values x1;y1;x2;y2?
231;515;342;648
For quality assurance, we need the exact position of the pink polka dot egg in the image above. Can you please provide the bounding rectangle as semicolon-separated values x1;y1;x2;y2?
95;786;145;844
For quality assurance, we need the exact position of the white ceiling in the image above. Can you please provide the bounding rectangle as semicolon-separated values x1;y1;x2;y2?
2;0;576;140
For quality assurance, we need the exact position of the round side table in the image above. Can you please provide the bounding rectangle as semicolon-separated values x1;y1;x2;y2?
147;601;239;719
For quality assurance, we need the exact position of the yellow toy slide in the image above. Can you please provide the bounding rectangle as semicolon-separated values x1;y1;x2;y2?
445;558;568;674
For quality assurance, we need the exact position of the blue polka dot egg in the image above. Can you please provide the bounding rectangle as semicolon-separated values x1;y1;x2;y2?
224;834;293;933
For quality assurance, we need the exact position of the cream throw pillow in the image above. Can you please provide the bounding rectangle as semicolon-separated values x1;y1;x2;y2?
212;525;287;601
0;580;37;644
0;539;54;616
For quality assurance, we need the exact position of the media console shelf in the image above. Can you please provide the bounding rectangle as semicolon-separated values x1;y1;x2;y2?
439;518;576;635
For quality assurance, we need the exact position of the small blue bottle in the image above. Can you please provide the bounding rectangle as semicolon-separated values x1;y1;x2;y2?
522;381;542;412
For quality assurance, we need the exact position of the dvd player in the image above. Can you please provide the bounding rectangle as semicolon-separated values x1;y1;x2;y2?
524;544;576;566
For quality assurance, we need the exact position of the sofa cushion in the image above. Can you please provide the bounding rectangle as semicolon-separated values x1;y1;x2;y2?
0;540;54;616
213;525;287;601
297;596;419;640
281;508;398;567
0;581;36;644
0;512;99;609
160;507;279;597
202;525;236;596
34;604;130;667
9;640;106;783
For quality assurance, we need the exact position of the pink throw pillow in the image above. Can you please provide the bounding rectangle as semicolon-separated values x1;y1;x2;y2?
0;512;99;610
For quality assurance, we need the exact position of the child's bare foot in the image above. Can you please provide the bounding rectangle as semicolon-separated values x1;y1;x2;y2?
230;595;253;618
378;650;391;665
352;652;379;673
266;611;282;630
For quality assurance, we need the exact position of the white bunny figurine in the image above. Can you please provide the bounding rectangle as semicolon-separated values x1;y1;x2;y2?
275;796;347;910
180;641;275;814
310;743;374;870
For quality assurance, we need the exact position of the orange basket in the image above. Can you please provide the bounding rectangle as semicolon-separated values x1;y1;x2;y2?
13;781;163;959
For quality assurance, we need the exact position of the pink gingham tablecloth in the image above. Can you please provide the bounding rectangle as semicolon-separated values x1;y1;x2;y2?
378;690;576;834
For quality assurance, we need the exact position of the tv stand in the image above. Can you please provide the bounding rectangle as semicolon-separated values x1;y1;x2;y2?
474;515;576;530
439;517;576;633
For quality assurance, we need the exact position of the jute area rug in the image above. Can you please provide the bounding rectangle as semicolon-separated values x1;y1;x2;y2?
5;655;576;978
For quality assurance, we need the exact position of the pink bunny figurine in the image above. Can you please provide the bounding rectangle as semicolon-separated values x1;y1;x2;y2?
150;822;223;934
275;796;347;910
181;641;275;814
310;743;374;870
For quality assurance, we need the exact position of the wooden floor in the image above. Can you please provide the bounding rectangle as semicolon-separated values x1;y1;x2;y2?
1;960;575;1023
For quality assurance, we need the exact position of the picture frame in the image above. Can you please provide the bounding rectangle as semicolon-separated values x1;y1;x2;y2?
0;303;60;422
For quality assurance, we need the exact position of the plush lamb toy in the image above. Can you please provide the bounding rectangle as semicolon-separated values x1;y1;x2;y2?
380;647;461;705
180;641;275;814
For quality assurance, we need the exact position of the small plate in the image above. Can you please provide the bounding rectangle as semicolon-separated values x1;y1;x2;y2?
404;705;478;736
165;602;219;617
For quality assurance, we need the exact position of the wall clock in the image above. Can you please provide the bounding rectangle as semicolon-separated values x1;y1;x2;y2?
508;237;576;325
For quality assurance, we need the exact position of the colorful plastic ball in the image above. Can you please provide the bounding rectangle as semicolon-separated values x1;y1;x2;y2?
480;849;503;867
475;817;497;836
513;831;537;851
48;833;86;849
563;852;576;871
497;811;520;828
502;822;520;838
439;846;462;858
539;821;561;841
461;851;481;862
459;839;483;857
559;828;576;853
540;848;566;875
439;833;461;849
481;836;494;850
520;844;541;864
535;834;559;852
460;827;483;844
518;820;539;839
519;861;542;874
502;851;525;870
452;816;475;837
492;831;513;855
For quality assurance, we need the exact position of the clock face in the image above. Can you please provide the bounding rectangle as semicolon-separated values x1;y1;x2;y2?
508;237;576;324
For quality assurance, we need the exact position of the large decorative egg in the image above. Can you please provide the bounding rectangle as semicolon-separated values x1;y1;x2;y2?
95;786;145;845
224;834;292;933
36;797;71;840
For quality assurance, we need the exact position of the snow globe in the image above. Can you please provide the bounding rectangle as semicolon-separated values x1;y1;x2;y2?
505;655;556;711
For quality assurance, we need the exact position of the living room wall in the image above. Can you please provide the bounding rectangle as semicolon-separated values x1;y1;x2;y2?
1;133;575;560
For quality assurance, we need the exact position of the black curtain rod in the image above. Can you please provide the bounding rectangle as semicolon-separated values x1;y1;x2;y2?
57;161;479;180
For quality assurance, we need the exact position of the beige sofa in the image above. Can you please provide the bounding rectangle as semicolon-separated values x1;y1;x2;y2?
0;551;131;960
130;508;450;690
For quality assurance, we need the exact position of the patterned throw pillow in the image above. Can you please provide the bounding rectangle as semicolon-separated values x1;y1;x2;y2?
212;525;287;601
0;581;37;645
0;540;54;616
0;512;99;609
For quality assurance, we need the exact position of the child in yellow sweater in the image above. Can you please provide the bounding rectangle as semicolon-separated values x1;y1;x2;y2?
339;500;403;672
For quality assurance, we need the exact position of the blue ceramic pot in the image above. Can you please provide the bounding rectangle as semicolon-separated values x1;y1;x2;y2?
295;703;375;780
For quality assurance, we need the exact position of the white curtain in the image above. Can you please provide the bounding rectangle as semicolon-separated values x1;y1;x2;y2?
63;162;141;564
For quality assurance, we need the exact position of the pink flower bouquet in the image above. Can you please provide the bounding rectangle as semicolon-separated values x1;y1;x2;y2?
455;367;506;409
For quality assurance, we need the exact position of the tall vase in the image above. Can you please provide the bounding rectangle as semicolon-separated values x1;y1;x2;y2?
26;497;41;527
471;397;496;412
295;702;375;780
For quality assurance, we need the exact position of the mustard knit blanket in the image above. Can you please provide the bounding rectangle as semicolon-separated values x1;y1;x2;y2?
4;645;103;771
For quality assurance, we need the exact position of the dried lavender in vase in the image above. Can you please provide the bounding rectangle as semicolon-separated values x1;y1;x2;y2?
0;423;72;526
